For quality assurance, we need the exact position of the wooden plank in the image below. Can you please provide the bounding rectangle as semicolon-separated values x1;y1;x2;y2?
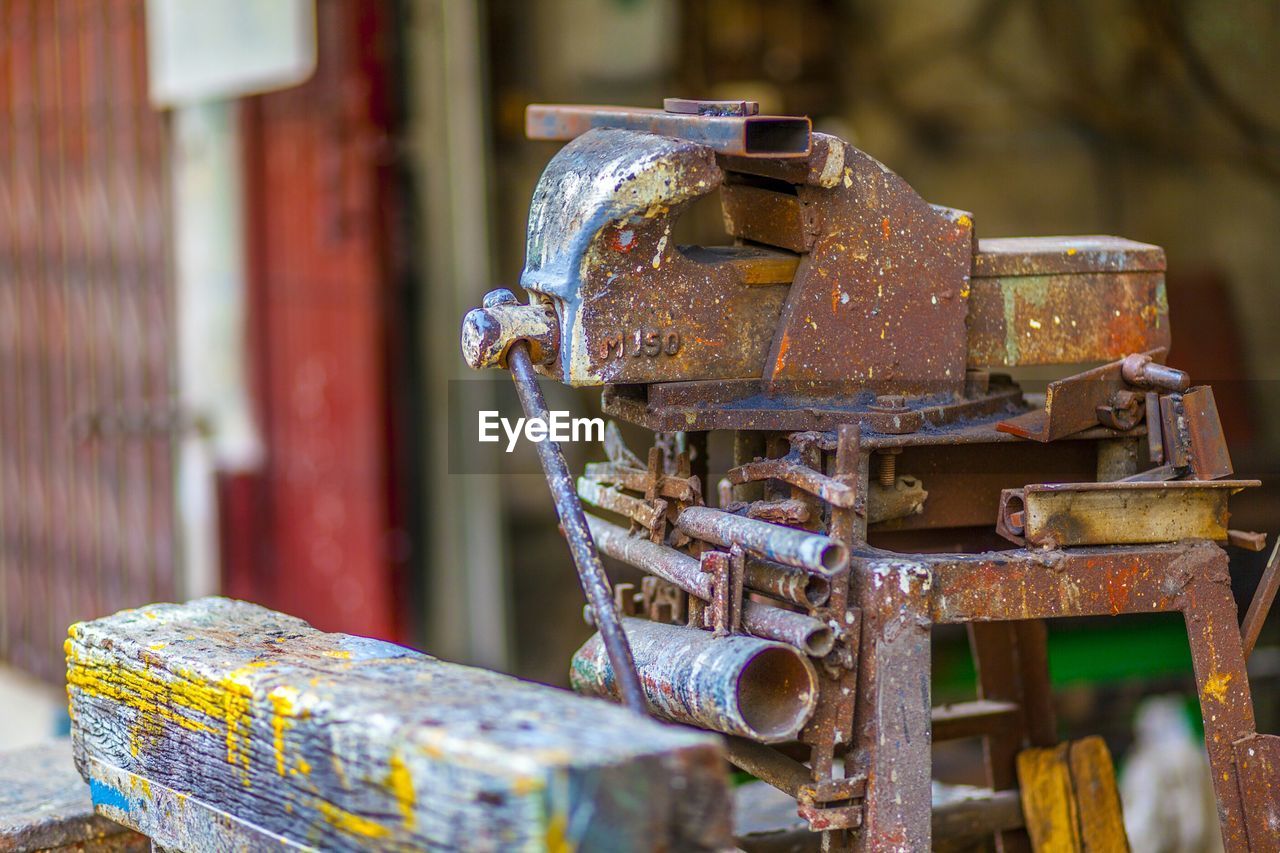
67;598;732;852
1068;737;1129;851
969;621;1036;852
1016;743;1081;852
731;780;1026;853
0;740;146;852
932;786;1025;852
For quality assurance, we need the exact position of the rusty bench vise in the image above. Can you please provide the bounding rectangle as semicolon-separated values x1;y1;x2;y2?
462;100;1280;851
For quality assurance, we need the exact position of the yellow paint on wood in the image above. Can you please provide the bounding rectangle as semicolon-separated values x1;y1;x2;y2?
386;751;417;829
268;686;300;776
65;646;219;738
1068;737;1130;851
512;775;544;796
317;801;390;840
1017;743;1081;852
544;811;575;853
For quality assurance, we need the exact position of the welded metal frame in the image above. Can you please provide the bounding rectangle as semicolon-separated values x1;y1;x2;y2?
847;539;1261;851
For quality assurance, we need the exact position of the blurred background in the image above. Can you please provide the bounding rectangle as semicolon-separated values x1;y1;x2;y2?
1;0;1278;843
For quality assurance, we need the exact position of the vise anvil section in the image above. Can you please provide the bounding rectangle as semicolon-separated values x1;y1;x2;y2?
66;598;732;852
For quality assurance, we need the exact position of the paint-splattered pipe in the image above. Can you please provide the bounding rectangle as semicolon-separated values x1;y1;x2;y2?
572;616;819;742
677;506;850;575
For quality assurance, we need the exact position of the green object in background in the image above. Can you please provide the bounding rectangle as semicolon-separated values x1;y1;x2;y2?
933;613;1195;702
1043;614;1194;686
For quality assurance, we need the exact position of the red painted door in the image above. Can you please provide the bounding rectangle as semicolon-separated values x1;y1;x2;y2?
231;0;407;641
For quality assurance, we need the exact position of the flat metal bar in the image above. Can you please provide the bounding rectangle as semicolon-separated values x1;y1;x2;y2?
1241;540;1280;659
925;541;1222;624
526;104;811;157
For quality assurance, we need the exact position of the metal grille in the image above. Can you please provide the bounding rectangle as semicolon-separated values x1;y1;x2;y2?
0;0;178;681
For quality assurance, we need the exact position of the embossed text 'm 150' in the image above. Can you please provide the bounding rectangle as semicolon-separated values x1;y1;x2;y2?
602;329;681;359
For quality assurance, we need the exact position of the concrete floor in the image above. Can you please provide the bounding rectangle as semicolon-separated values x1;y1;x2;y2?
0;664;65;750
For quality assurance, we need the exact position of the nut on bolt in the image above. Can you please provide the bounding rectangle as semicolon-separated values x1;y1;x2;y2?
1096;388;1144;431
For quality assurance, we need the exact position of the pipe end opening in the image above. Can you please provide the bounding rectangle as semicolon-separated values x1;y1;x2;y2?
736;647;818;742
819;541;849;572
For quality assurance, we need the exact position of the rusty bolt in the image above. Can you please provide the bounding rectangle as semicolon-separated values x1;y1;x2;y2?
483;288;518;308
1122;353;1190;392
877;448;901;487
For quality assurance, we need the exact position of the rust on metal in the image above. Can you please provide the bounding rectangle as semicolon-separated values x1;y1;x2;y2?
1241;541;1280;659
572;616;819;742
677;506;849;574
1003;479;1259;548
526;103;812;157
461;99;1269;850
996;348;1166;442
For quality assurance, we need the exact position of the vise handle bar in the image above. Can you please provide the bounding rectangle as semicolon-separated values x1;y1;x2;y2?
505;337;647;715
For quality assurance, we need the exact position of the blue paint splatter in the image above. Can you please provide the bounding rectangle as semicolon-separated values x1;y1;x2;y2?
89;778;132;814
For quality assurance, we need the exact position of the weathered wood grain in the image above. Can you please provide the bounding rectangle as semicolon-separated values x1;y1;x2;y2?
0;740;146;852
1016;743;1081;852
1068;737;1129;851
1016;737;1130;852
67;597;731;852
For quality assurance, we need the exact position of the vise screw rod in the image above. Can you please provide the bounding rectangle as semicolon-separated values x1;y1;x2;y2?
506;341;647;715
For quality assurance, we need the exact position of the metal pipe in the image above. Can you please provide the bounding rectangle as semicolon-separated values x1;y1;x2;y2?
588;514;833;614
677;507;849;575
507;342;646;715
571;617;819;743
744;555;831;608
742;600;835;658
722;736;815;800
585;514;712;600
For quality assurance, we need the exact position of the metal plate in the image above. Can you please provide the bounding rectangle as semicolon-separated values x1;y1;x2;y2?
1018;479;1259;547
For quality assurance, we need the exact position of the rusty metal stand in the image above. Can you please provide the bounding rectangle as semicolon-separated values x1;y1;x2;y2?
840;539;1275;852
